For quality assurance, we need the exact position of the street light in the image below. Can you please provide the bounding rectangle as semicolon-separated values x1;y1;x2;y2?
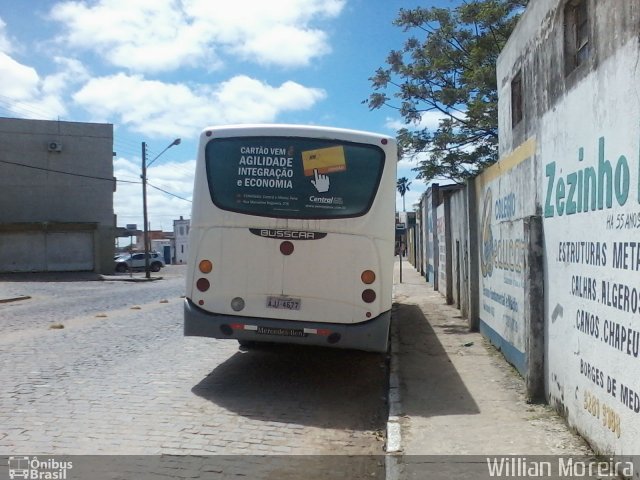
141;138;181;278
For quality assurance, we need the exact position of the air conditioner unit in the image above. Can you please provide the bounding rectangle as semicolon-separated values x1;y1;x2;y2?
48;141;62;152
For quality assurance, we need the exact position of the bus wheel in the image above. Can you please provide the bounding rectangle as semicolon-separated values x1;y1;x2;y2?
238;340;258;348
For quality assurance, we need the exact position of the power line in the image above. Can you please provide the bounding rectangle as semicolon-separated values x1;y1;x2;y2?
0;158;192;202
147;182;192;203
0;95;61;121
0;160;192;203
115;174;142;183
0;158;138;184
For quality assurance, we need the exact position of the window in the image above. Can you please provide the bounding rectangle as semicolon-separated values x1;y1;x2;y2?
511;70;523;127
205;136;385;219
564;0;589;74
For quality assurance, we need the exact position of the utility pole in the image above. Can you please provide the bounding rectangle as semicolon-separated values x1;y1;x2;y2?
141;138;181;279
141;142;151;278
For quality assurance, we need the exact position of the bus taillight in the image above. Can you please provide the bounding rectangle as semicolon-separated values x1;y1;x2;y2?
280;241;294;255
362;289;376;303
196;278;210;292
361;270;376;284
199;259;213;273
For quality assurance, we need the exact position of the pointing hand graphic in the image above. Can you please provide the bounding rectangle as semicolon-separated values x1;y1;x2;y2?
311;169;330;193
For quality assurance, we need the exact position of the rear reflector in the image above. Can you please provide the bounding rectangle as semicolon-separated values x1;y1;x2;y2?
230;323;332;337
303;328;332;336
231;297;245;311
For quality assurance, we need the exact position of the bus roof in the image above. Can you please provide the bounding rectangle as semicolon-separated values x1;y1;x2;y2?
200;124;395;145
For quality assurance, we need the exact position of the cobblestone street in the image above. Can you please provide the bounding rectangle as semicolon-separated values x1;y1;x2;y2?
0;267;388;463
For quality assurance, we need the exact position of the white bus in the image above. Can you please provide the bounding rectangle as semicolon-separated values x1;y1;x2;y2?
184;124;397;352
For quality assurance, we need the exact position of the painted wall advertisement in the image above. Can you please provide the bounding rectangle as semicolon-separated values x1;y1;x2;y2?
475;147;536;375
541;47;640;454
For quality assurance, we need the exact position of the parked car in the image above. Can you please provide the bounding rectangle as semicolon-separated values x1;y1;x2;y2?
114;252;165;272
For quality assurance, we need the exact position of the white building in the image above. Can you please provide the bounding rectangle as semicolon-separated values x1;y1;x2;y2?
173;216;190;264
0;118;115;273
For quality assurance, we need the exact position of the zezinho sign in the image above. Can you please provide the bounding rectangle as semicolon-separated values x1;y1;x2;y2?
544;137;638;218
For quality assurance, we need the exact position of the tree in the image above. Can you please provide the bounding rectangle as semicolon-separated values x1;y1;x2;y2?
397;177;412;211
366;0;528;183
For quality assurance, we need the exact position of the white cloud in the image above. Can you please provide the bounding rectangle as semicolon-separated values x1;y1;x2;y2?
0;17;13;53
0;53;83;119
42;57;90;96
114;156;195;231
73;73;326;139
385;110;448;133
50;0;345;73
235;26;330;67
0;52;39;100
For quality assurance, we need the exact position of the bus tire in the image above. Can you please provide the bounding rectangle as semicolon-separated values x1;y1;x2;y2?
238;340;258;348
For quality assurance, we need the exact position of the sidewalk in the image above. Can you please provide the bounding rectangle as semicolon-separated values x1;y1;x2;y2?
387;259;594;478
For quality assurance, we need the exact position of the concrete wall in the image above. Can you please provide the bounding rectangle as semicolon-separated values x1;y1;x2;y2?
541;36;640;464
473;142;539;378
416;184;464;304
436;203;448;300
498;0;640;461
424;187;436;285
401;0;640;461
449;187;470;317
0;118;115;273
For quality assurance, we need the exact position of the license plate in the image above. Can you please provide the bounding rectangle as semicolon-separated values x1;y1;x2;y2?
266;296;301;310
256;326;307;337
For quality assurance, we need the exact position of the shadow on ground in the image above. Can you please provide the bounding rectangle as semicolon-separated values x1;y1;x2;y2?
392;302;480;418
192;343;389;431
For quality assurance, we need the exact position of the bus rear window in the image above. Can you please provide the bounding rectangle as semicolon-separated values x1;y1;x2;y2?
205;136;385;219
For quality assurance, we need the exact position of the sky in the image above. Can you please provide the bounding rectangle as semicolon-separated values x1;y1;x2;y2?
0;0;459;233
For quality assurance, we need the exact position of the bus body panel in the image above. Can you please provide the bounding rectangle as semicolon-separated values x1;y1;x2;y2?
184;124;396;352
188;226;393;324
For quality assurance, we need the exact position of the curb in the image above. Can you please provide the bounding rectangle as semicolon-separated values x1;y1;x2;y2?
0;295;31;304
99;275;163;282
385;319;403;479
386;324;403;451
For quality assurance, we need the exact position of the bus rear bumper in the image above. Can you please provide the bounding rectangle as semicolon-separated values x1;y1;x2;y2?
184;299;390;353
